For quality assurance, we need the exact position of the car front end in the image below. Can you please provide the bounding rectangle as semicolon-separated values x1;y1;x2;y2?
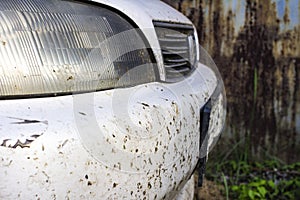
0;0;226;199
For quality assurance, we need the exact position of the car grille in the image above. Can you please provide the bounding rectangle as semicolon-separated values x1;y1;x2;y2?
153;21;196;81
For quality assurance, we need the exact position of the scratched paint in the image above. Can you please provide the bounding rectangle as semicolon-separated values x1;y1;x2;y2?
164;0;300;163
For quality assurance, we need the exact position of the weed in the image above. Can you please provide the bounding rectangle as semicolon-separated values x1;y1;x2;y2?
206;159;300;199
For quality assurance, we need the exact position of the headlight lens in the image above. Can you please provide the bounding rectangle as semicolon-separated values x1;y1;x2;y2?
0;0;157;98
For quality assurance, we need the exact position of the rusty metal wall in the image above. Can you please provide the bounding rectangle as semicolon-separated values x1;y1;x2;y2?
163;0;300;163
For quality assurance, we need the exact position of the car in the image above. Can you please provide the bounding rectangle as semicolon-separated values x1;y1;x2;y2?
0;0;226;199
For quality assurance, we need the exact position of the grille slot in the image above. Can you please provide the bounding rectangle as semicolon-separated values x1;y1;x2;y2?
153;21;196;81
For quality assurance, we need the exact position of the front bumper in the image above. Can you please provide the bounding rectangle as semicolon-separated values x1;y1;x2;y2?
0;63;220;199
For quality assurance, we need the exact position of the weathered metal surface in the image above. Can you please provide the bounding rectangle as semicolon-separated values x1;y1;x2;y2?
164;0;300;162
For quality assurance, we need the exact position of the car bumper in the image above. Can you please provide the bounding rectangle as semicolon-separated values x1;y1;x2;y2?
0;63;220;199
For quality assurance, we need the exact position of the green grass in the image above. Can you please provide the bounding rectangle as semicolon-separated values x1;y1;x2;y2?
206;150;300;199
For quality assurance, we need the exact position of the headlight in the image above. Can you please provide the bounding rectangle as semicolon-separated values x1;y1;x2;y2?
0;0;157;98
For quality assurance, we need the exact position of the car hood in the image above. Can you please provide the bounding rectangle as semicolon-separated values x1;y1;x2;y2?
92;0;192;27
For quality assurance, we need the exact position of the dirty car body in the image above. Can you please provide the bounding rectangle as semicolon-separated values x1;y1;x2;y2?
0;0;226;199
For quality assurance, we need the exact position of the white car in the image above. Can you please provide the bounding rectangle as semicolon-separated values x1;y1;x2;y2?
0;0;226;199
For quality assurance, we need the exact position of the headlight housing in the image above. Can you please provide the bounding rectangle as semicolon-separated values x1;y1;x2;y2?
0;0;157;98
